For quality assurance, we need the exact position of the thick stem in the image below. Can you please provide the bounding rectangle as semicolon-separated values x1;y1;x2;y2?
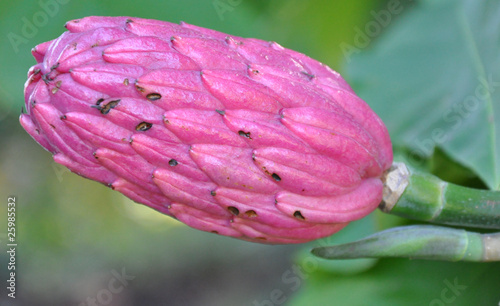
380;162;500;229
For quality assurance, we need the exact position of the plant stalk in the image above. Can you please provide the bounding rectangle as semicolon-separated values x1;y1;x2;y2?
380;162;500;229
311;225;500;262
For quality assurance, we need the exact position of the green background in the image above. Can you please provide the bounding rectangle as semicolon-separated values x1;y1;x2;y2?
1;0;499;305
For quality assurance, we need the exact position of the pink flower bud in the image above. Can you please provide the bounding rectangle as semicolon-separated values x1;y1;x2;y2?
21;16;392;244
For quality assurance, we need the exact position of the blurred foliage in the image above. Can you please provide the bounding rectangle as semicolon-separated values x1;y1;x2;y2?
291;259;500;306
1;0;499;306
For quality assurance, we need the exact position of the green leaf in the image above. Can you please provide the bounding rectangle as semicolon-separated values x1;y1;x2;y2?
347;0;500;190
289;259;500;306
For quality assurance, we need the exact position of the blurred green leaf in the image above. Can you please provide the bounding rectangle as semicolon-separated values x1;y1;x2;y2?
348;0;500;190
429;147;488;188
289;259;500;306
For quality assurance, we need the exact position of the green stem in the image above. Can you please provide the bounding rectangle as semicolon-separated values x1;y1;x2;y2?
311;225;500;262
380;162;500;229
